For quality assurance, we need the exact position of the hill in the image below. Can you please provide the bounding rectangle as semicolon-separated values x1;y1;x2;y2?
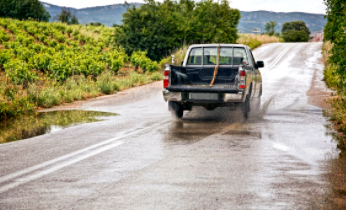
239;11;326;35
40;1;142;26
40;1;326;34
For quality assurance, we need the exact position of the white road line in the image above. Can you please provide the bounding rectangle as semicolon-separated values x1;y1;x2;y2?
0;120;170;192
265;44;295;70
0;141;125;194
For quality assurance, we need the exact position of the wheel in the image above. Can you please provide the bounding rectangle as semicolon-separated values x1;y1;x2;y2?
241;94;251;119
168;101;184;119
171;109;183;119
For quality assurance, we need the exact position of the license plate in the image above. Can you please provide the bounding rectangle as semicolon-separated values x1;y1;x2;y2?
189;93;219;100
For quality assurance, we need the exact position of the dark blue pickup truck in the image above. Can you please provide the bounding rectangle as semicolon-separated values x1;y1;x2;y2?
163;44;264;119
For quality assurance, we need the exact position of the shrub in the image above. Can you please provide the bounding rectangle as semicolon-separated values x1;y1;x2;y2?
324;65;339;88
66;27;73;37
56;35;66;43
282;30;309;42
130;51;158;72
4;60;38;85
151;72;163;81
0;33;11;43
72;30;80;38
97;71;119;94
0;85;35;121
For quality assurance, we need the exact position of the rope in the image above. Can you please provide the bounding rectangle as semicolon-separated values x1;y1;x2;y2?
209;44;221;86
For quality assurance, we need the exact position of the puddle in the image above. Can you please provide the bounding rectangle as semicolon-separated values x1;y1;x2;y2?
0;110;118;144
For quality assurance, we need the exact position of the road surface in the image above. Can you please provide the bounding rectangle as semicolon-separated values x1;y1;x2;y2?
0;42;339;209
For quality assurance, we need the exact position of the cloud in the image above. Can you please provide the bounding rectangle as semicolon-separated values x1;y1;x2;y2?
41;0;326;13
231;0;326;14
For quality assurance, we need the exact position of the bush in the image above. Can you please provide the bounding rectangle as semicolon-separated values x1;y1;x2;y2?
0;85;35;121
72;30;80;38
4;60;38;85
238;36;262;49
56;35;66;43
0;33;11;43
282;30;309;42
97;71;119;94
324;65;339;88
151;72;163;81
130;51;158;72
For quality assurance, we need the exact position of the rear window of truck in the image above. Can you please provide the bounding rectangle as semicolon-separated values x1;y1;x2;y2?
187;47;248;65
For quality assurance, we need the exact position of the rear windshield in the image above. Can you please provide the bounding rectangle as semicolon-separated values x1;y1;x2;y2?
187;47;248;65
187;48;202;65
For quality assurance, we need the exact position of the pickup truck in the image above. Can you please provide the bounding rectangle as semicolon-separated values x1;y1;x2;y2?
162;44;264;119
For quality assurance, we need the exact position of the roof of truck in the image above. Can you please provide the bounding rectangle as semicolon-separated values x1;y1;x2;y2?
188;44;247;48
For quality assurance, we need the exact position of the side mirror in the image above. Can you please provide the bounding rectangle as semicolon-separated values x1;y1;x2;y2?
257;61;264;68
181;61;183;66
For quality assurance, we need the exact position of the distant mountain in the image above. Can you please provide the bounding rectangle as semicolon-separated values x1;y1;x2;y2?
40;1;142;26
239;11;326;35
40;1;326;34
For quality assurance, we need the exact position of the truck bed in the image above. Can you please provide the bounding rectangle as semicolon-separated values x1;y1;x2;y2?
169;65;239;88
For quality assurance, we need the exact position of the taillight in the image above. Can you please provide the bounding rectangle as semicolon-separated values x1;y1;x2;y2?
163;70;169;88
239;70;245;80
238;70;245;90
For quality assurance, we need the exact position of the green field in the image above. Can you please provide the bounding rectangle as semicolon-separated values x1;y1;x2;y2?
0;18;160;121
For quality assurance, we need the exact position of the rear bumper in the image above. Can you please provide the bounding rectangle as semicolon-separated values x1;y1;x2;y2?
166;85;238;93
163;89;245;103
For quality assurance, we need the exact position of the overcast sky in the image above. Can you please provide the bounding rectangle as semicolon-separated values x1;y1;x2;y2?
40;0;326;14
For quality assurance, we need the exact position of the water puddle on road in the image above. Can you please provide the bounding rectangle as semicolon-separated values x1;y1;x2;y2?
0;110;118;144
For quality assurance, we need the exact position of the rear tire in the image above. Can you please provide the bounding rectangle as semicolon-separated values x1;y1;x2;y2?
169;101;184;119
242;94;251;119
172;109;183;119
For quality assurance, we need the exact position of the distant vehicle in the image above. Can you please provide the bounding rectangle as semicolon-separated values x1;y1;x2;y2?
162;44;264;119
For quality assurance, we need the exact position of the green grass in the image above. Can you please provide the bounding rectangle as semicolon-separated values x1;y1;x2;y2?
0;69;162;122
0;18;162;122
321;41;346;136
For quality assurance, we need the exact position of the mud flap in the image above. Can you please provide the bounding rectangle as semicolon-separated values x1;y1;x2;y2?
168;101;182;111
168;101;183;119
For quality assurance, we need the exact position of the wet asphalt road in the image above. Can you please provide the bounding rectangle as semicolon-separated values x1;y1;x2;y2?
0;42;339;209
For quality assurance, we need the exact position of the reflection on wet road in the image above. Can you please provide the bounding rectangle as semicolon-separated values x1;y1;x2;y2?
0;42;343;209
0;110;118;143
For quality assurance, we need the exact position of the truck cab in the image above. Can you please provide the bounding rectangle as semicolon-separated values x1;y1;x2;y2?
163;44;264;119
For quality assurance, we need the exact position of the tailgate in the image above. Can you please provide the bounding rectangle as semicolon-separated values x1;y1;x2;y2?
167;65;238;93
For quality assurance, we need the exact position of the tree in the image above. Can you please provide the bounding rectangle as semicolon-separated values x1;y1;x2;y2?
114;0;240;61
87;22;103;26
53;8;79;25
264;21;277;36
323;0;346;83
281;21;311;42
282;21;311;37
70;13;79;24
0;0;50;22
282;30;309;42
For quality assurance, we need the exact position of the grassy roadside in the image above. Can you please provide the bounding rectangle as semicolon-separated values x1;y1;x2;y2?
322;41;346;155
0;70;162;121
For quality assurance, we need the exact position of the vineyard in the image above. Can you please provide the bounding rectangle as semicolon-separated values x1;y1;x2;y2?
0;18;160;121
